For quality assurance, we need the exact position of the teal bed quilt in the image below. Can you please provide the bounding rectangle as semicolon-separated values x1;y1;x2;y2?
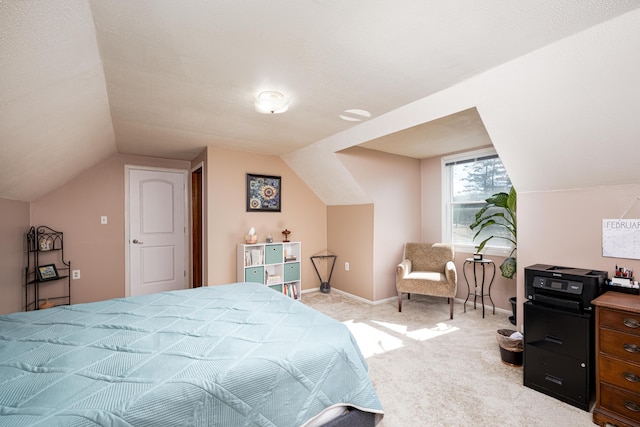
0;283;383;426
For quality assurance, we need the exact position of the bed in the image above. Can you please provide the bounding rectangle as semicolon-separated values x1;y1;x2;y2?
0;283;383;426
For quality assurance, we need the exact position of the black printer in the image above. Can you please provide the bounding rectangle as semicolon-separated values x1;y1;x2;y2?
525;264;607;312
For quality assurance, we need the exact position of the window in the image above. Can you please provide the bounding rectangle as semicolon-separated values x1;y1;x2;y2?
442;148;512;254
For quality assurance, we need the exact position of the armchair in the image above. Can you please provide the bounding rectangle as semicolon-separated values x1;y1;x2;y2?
396;243;457;319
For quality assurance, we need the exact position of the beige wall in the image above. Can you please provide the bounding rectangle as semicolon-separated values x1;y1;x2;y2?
421;156;443;242
0;198;30;314
5;144;636;322
205;147;327;291
327;204;374;299
2;147;326;311
517;184;640;326
30;154;190;305
335;147;422;301
330;146;517;309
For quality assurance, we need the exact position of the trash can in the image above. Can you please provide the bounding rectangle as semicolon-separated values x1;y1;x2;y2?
496;329;523;366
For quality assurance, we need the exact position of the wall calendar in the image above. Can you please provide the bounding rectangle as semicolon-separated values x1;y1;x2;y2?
602;219;640;260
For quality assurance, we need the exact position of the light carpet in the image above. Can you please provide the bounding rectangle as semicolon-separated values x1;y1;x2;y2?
302;291;594;427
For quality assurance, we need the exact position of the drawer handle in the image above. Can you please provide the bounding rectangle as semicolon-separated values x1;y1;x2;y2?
624;343;640;353
624;372;640;383
623;318;640;329
544;335;563;345
624;400;640;412
544;374;562;385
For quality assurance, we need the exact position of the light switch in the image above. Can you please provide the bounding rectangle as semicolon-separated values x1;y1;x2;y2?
101;216;107;224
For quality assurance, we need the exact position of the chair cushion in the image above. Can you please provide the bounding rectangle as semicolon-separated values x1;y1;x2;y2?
397;276;453;297
395;243;457;299
406;271;443;281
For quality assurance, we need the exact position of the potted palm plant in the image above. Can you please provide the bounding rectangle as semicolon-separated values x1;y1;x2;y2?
471;186;519;334
469;186;517;279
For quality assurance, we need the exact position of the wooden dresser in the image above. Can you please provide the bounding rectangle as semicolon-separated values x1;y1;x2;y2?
593;292;640;427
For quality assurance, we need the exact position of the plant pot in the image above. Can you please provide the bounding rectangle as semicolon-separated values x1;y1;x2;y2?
509;296;517;325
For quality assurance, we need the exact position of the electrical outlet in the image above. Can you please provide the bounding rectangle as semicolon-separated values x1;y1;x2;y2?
72;270;80;280
345;262;350;271
101;216;108;225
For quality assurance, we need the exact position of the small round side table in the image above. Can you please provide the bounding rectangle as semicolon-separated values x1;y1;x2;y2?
463;258;496;318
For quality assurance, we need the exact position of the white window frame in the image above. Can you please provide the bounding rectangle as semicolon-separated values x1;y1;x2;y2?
441;147;513;256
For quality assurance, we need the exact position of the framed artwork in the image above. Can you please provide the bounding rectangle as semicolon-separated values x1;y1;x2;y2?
37;264;59;281
246;173;281;212
39;236;53;251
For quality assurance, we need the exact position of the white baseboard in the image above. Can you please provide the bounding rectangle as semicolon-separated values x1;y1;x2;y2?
302;287;392;305
304;287;513;315
455;296;512;316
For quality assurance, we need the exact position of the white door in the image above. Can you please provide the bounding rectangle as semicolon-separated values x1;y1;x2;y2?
129;168;187;296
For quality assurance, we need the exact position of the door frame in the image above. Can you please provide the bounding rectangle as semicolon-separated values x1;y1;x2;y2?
124;165;190;297
191;162;204;288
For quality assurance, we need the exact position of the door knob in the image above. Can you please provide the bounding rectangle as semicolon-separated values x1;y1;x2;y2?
132;239;144;244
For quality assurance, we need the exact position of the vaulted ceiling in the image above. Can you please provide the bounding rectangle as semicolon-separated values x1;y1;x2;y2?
2;1;640;202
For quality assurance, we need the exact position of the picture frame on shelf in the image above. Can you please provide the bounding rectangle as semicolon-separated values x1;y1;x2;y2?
246;173;281;212
37;264;59;281
39;236;53;251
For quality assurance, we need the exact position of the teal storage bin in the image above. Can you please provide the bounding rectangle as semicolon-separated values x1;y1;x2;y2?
245;266;265;284
265;244;283;264
269;284;283;293
284;262;300;282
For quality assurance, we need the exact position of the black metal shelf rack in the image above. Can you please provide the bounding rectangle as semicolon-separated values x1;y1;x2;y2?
25;226;71;311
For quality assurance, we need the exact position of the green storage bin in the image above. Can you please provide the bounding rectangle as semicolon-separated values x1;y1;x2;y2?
265;244;283;264
284;262;300;282
269;284;283;293
245;266;265;284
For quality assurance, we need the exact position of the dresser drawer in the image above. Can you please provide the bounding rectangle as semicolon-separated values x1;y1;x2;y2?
599;355;640;395
601;329;640;365
600;308;640;336
599;382;640;421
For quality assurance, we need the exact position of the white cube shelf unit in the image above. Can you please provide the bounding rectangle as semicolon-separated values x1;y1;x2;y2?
237;242;301;300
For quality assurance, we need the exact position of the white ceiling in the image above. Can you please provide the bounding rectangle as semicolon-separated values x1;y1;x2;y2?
1;1;640;202
359;108;492;159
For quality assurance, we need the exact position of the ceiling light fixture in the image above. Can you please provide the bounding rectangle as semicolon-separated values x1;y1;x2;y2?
339;108;372;122
254;91;290;114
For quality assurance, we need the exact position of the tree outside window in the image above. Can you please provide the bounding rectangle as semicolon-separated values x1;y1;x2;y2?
444;150;512;251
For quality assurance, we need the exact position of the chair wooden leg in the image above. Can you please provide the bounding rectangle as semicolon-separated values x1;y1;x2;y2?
449;297;454;319
398;292;402;312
